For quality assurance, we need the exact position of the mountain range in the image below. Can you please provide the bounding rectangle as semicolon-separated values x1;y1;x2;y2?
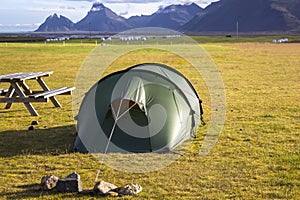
36;2;202;33
36;0;300;34
180;0;300;34
128;3;203;30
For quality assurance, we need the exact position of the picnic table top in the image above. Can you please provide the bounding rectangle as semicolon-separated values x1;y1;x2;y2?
0;72;53;82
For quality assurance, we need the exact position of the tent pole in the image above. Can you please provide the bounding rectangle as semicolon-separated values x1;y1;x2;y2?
94;100;138;182
94;99;124;183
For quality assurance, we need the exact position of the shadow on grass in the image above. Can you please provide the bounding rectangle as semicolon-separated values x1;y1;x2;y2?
2;184;97;199
2;185;90;200
0;125;76;157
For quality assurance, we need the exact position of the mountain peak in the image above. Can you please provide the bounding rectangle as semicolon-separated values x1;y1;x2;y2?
141;3;202;30
157;5;177;14
76;1;131;32
36;13;75;32
52;13;59;19
189;2;197;6
157;3;202;14
91;2;106;12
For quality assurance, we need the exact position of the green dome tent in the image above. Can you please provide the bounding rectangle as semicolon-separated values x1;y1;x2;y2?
73;63;203;153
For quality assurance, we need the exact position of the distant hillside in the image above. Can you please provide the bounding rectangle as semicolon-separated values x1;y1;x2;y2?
270;0;300;30
180;0;300;34
128;3;203;29
36;14;75;32
127;15;152;28
75;3;131;32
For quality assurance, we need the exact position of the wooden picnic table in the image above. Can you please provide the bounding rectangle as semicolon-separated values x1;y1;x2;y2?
0;72;75;116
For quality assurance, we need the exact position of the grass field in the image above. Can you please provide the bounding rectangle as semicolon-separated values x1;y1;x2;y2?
0;39;299;199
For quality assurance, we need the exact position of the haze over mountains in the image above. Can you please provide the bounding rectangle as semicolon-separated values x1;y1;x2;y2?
36;0;300;34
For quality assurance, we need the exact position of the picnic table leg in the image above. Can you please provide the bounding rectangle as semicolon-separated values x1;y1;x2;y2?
19;81;32;95
4;86;15;109
11;82;39;116
36;77;62;107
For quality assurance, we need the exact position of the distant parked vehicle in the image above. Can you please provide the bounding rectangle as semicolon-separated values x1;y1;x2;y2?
273;38;289;43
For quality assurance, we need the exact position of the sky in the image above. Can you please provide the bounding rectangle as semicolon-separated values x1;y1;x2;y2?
0;0;219;32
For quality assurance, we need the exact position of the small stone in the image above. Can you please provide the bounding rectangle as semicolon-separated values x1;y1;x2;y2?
56;179;83;193
114;184;142;196
93;181;117;195
56;172;83;193
40;175;59;190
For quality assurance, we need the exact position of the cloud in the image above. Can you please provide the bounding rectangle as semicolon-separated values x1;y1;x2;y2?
64;0;95;1
64;0;161;3
119;11;128;16
26;7;77;12
177;0;219;5
63;0;220;7
59;6;76;10
0;23;39;32
105;0;161;3
0;23;38;27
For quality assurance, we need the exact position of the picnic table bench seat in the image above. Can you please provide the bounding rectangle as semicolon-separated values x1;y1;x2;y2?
0;88;8;95
30;87;75;99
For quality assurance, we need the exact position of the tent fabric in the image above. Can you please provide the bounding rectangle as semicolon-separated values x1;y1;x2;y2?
74;63;203;153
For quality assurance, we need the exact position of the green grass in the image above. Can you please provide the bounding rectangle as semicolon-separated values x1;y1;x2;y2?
0;41;299;199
